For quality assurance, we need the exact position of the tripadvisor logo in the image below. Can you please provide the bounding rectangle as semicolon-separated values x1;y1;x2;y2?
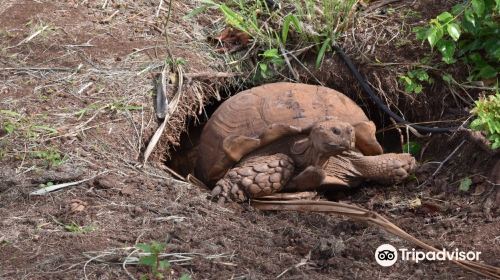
375;244;398;267
375;244;481;267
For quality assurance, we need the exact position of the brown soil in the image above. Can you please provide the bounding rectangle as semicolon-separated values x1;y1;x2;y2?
1;1;498;280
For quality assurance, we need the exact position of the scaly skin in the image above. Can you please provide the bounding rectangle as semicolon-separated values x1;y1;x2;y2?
322;151;416;187
211;153;294;202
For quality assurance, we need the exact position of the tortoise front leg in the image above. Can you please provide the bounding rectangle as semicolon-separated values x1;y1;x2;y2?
211;153;295;203
282;166;326;191
323;151;416;187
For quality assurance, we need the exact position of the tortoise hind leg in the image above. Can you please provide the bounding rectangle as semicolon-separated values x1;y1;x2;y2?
211;153;295;203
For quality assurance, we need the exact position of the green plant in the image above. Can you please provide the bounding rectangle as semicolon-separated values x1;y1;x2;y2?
414;0;499;81
137;242;170;280
403;141;422;156
399;68;433;94
31;148;66;167
64;222;95;234
459;177;472;192
470;93;500;149
136;242;191;280
194;0;358;79
257;48;285;78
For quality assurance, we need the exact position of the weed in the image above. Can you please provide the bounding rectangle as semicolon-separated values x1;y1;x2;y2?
413;0;498;81
31;148;66;167
64;222;96;234
193;0;358;79
470;92;500;149
399;68;433;94
459;177;472;192
136;241;191;280
403;141;422;156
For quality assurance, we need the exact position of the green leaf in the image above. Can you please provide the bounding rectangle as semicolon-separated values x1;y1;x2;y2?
4;122;15;134
136;243;151;252
219;5;248;33
447;23;461;41
414;69;429;81
139;255;156;266
0;110;21;117
472;0;486;17
451;3;466;15
477;65;497;79
403;141;422;156
261;48;279;58
179;275;192;280
459;177;472;192
414;84;423;93
427;26;443;47
441;74;453;83
158;260;170;270
315;38;331;68
436;12;453;23
436;40;456;63
464;9;476;27
281;14;301;44
413;26;429;41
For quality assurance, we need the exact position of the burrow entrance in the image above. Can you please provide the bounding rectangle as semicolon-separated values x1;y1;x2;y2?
165;82;405;179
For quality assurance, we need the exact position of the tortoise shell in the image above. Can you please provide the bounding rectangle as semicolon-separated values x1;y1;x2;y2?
195;82;383;186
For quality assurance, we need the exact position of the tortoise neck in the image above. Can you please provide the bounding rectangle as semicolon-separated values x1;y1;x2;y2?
293;145;330;169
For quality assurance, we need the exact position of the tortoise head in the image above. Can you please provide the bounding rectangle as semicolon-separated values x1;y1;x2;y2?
308;120;355;154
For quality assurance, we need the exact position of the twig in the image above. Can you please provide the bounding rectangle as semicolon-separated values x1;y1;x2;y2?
100;10;119;24
156;0;164;17
30;171;109;195
431;140;466;178
279;45;300;81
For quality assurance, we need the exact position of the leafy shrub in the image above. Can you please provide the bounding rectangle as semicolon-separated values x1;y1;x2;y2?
399;69;433;94
414;0;499;81
470;93;500;149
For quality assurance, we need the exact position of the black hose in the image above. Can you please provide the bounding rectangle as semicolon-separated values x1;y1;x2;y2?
332;44;459;133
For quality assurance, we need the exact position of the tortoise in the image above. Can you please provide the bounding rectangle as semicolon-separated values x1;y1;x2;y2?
195;82;416;201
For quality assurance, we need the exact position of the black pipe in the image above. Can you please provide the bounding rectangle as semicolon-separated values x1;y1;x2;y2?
332;44;458;133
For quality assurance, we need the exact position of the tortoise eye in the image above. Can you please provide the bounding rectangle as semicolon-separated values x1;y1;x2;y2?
332;127;341;135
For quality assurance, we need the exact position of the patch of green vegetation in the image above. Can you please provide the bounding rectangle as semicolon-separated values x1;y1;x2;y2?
403;141;422;156
403;9;422;19
136;241;191;280
31;148;66;167
399;68;433;94
190;0;358;80
64;222;96;234
470;92;500;149
109;102;143;112
413;0;499;81
459;177;472;192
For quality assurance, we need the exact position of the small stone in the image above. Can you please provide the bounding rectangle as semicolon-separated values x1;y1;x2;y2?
272;182;282;191
275;167;282;172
